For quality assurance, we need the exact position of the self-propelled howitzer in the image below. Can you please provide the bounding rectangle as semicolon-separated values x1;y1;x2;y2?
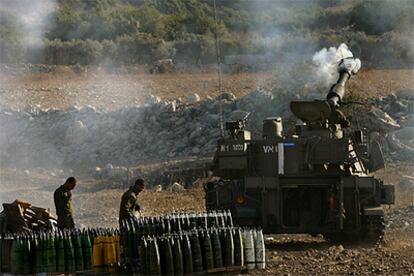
205;58;395;242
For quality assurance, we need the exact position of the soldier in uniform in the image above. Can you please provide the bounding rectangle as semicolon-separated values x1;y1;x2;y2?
54;177;77;229
119;178;145;222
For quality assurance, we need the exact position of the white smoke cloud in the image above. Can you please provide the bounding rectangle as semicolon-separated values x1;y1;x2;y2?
1;0;57;47
312;43;355;87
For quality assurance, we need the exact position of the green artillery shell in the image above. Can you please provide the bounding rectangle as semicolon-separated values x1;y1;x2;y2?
219;211;226;227
201;231;214;270
21;237;32;275
0;236;6;273
139;237;148;275
242;229;255;270
46;235;57;273
143;217;151;235
72;232;84;271
183;213;190;231
29;235;37;274
10;238;23;275
233;228;244;266
207;212;213;228
0;236;2;271
145;236;151;274
149;238;161;275
174;214;182;232
190;232;203;272
81;233;93;270
89;229;97;247
9;238;18;275
160;238;174;275
164;215;172;233
125;219;133;263
134;229;141;263
214;211;220;227
224;228;235;267
130;220;138;261
35;236;43;273
159;217;166;234
172;237;184;276
42;234;48;273
1;237;6;272
64;233;76;272
211;230;223;268
219;229;226;264
56;235;65;272
170;214;177;232
150;217;156;235
254;229;265;269
202;212;208;229
0;236;3;272
1;236;4;272
3;237;13;272
119;220;127;264
137;218;144;235
226;210;233;227
181;234;193;274
175;214;181;232
189;213;197;229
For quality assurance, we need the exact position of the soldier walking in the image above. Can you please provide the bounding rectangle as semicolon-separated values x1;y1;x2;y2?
119;178;145;223
54;177;77;229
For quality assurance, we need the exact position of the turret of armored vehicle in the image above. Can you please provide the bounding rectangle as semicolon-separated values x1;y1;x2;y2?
205;57;395;242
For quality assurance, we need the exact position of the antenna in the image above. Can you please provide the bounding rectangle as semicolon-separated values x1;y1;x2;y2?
213;0;225;137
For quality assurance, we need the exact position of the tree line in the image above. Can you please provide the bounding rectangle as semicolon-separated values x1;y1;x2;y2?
0;0;413;67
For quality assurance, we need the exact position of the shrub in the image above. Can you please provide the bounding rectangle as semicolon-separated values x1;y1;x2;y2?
0;8;25;63
350;0;414;35
44;39;103;65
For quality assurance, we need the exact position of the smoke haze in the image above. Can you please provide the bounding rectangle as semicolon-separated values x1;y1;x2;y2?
1;0;57;47
312;43;356;88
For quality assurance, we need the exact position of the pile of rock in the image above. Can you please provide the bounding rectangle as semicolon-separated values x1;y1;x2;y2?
385;205;414;230
265;233;414;275
0;89;277;168
366;90;414;161
0;88;412;169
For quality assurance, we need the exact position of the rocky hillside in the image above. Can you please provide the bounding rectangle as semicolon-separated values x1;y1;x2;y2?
0;86;412;170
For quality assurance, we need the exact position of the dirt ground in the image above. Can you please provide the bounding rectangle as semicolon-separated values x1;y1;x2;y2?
0;166;413;275
0;68;413;275
0;70;272;110
0;69;413;110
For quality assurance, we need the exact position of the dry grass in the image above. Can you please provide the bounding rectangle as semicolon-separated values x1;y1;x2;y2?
140;184;205;216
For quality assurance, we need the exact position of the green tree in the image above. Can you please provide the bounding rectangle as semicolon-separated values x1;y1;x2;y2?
134;4;166;38
350;0;414;35
0;8;25;62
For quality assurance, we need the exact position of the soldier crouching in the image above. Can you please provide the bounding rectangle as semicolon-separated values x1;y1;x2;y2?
119;178;145;223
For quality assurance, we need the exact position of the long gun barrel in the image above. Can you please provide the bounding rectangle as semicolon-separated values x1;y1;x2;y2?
327;58;361;108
